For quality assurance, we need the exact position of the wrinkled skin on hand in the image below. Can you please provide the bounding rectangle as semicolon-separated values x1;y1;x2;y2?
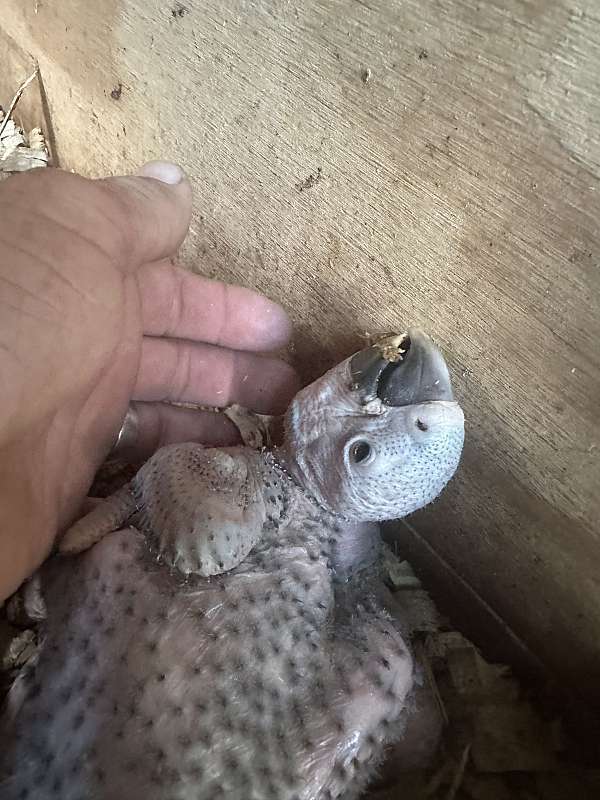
0;330;464;800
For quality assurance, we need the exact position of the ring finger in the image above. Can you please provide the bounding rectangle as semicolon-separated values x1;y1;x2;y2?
110;402;242;463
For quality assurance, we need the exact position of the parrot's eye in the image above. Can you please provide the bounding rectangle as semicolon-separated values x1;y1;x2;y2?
349;441;373;465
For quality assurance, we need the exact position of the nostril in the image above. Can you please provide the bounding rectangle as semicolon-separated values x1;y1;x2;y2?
416;418;428;432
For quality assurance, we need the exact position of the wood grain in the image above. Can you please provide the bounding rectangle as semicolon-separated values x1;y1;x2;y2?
1;0;599;699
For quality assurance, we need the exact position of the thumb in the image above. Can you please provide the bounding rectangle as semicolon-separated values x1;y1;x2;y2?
3;160;193;273
96;160;193;269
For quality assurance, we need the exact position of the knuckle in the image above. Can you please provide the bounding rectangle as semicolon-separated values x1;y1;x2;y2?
223;349;238;404
166;264;185;338
91;179;141;264
173;342;194;401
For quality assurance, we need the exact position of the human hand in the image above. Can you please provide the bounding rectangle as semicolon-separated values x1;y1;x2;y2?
0;161;298;600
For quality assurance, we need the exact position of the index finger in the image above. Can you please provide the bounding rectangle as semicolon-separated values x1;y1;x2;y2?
139;259;293;351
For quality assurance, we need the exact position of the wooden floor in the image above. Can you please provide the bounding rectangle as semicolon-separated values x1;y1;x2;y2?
2;0;599;701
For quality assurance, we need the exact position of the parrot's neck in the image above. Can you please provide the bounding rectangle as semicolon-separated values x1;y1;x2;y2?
262;448;382;581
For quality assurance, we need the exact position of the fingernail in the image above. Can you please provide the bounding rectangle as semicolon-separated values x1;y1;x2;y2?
137;160;184;185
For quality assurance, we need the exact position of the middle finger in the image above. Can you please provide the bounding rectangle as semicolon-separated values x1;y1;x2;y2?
134;337;300;415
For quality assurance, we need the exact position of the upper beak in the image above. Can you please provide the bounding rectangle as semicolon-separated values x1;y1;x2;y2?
349;328;455;407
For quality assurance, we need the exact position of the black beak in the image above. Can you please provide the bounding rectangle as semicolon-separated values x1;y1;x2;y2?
349;329;454;407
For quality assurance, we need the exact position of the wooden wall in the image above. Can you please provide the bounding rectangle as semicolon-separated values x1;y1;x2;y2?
1;0;599;701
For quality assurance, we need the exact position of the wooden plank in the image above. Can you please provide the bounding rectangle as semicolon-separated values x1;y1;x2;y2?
1;0;599;699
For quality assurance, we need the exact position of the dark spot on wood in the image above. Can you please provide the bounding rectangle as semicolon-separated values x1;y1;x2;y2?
171;2;188;16
296;167;322;192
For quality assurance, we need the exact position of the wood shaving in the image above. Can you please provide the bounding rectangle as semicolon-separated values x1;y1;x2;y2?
374;332;409;362
0;70;49;176
372;548;591;800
